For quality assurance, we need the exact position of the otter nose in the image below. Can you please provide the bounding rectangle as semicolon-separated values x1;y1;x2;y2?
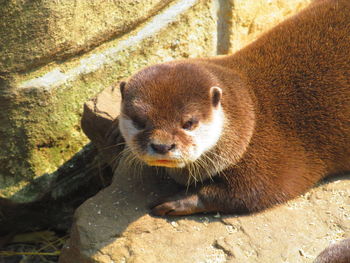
150;143;175;154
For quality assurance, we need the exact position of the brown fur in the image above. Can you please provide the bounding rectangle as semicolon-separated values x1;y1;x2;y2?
120;0;350;216
314;238;350;263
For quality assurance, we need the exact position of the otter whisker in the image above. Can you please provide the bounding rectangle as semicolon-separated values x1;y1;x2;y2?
100;141;126;151
185;158;199;191
117;147;146;182
198;153;217;182
108;146;132;169
193;157;208;183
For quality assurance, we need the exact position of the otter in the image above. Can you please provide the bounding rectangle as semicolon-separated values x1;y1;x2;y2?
118;0;350;216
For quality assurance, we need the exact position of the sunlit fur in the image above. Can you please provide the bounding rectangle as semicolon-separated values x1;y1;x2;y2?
118;116;140;150
184;105;224;162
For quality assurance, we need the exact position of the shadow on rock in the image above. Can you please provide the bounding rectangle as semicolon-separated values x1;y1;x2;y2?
0;143;113;241
59;165;185;263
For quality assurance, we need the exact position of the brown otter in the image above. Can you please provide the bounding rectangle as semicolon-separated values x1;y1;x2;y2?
118;0;350;216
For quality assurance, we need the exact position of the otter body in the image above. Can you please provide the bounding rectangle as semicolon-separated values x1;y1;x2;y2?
119;0;350;216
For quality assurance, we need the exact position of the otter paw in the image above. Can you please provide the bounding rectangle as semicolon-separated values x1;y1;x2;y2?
151;194;205;216
151;200;187;216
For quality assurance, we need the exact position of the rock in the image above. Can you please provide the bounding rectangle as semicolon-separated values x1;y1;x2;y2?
0;144;114;236
58;163;178;263
59;167;350;262
81;85;121;144
0;0;174;72
63;84;350;262
224;0;313;54
81;85;124;168
0;0;217;202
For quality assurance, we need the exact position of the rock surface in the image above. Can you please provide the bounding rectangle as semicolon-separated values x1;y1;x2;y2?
0;0;217;202
228;0;312;53
59;166;349;263
81;84;124;169
0;0;174;72
217;0;312;54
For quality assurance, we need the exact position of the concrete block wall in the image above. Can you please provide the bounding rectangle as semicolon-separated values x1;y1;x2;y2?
0;0;311;202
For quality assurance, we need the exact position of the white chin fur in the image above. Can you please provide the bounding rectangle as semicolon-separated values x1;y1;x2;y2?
186;105;224;161
119;116;139;147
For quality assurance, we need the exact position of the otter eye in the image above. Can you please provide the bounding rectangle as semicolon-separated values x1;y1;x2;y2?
131;117;146;130
182;118;198;130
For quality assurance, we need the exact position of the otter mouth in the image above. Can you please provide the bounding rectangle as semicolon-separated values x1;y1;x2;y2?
145;159;185;168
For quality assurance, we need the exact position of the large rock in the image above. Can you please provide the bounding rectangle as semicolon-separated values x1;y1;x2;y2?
218;0;312;54
59;167;350;262
0;0;174;73
81;84;124;169
0;0;217;202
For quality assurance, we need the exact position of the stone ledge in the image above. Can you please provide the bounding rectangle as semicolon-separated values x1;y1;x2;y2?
59;168;350;262
0;0;174;73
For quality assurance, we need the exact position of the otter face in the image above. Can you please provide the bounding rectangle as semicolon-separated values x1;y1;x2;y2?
118;63;225;168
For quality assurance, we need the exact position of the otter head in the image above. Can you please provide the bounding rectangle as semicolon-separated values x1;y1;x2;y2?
118;63;225;169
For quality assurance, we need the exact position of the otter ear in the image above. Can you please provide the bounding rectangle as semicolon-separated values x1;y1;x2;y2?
119;81;127;100
210;86;222;107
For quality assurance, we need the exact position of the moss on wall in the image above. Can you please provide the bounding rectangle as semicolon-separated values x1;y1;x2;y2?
0;0;217;202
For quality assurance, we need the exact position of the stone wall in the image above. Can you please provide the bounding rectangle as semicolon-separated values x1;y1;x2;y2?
0;0;311;202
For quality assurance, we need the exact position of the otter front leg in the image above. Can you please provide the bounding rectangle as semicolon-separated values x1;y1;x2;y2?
151;183;248;216
151;193;208;216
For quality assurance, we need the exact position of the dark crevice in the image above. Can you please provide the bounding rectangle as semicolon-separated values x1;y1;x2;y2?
0;144;113;238
216;0;233;55
213;239;234;259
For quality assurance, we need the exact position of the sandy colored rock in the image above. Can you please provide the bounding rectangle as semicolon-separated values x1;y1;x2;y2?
81;85;120;145
59;165;350;262
0;0;217;202
223;0;312;54
0;0;173;73
81;84;123;168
